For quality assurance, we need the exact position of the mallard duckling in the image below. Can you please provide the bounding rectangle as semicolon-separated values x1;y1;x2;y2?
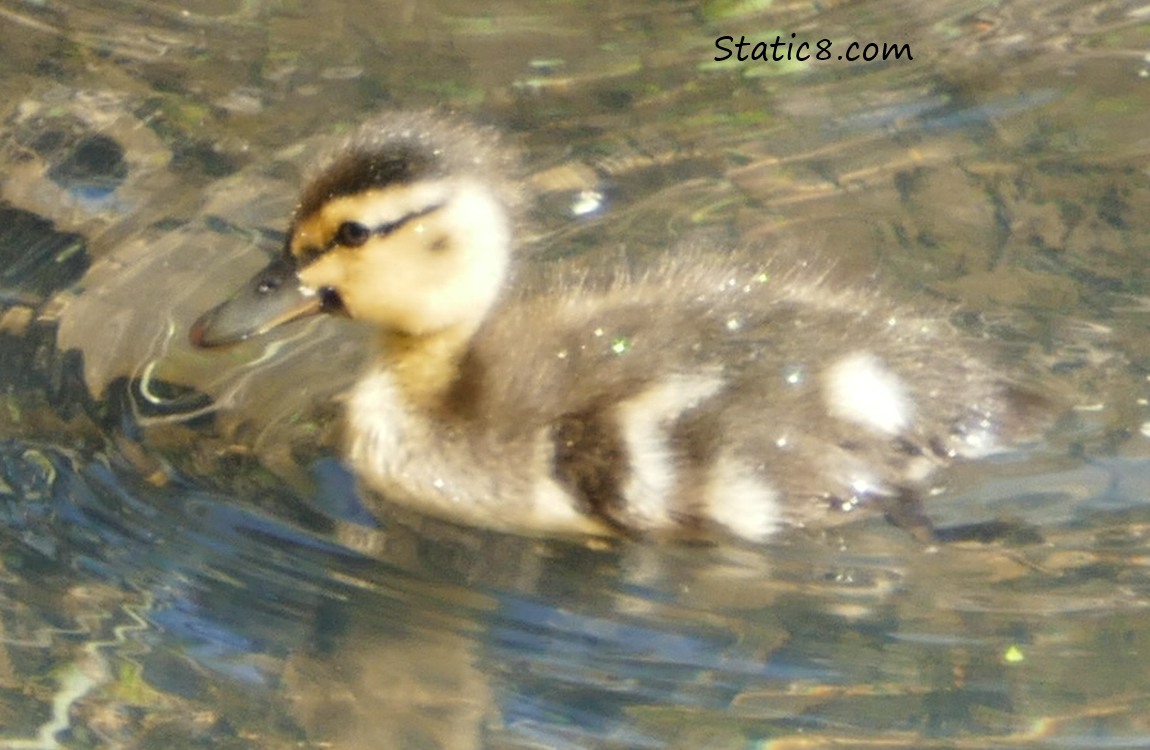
190;112;1023;542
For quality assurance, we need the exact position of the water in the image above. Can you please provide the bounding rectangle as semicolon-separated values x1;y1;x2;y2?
1;0;1150;747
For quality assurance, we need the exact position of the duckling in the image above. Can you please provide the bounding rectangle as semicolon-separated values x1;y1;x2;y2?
190;112;1024;543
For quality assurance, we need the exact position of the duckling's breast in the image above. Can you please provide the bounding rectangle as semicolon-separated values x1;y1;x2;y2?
345;367;610;536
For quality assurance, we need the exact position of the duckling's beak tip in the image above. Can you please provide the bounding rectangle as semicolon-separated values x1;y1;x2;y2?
188;303;247;348
189;256;323;350
188;312;224;348
188;318;208;348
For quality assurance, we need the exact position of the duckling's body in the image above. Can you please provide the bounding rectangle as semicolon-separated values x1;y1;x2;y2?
192;113;1019;542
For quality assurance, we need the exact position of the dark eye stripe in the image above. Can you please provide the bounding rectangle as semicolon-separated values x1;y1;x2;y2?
322;202;444;253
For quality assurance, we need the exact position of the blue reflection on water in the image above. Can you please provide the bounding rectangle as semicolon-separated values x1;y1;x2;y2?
490;591;838;748
0;436;842;747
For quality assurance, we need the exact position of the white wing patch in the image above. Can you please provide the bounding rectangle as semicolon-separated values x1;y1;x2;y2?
823;352;914;435
616;375;724;529
704;457;783;541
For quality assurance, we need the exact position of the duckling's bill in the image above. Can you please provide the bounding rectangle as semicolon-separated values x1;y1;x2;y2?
189;256;323;348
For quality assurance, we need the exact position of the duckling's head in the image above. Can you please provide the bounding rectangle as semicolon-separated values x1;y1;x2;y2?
191;114;519;347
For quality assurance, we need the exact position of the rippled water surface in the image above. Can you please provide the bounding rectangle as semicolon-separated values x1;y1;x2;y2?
1;0;1150;748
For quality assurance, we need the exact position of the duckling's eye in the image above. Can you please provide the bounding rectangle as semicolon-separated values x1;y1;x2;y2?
335;221;372;248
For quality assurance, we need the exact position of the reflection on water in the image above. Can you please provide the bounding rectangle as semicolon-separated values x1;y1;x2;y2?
1;0;1150;747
